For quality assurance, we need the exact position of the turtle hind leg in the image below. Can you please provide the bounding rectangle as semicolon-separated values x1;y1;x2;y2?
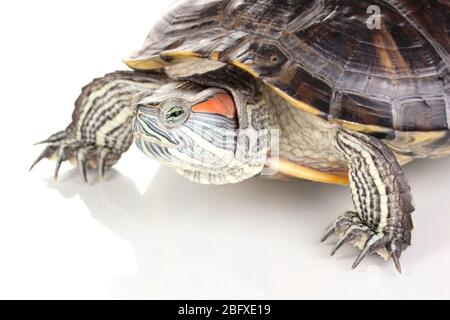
30;70;169;183
322;129;414;273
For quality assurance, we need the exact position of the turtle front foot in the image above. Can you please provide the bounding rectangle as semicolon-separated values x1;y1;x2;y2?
321;211;406;273
30;130;120;183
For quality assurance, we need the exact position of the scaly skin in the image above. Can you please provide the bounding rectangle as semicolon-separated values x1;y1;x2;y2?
32;67;415;272
322;129;414;273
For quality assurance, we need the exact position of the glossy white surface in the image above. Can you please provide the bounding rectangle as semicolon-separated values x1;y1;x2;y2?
1;0;450;299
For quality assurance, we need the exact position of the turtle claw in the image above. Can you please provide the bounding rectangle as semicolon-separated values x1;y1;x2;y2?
351;235;384;270
97;148;110;180
321;224;335;243
31;132;120;182
54;146;69;180
389;240;404;274
77;149;88;184
331;228;357;256
29;145;57;171
322;211;405;273
330;236;348;256
391;251;402;274
330;222;370;256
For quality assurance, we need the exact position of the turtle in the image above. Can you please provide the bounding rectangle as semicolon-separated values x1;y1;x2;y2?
31;0;450;273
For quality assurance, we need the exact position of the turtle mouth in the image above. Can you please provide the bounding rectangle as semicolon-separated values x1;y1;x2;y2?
134;132;178;148
135;138;176;164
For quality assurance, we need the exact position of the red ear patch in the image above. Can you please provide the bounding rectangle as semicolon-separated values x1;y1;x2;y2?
192;94;236;119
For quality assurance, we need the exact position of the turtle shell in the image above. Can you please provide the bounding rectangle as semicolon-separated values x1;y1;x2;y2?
125;0;450;158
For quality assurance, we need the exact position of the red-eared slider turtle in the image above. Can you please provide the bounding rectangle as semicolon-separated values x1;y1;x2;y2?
31;0;450;272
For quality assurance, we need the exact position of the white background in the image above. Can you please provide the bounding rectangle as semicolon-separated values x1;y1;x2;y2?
1;0;450;299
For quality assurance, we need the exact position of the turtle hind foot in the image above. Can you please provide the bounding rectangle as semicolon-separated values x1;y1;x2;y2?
30;130;119;183
321;211;406;273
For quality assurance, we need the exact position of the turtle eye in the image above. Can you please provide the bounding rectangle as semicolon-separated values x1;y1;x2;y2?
160;99;189;128
166;106;185;124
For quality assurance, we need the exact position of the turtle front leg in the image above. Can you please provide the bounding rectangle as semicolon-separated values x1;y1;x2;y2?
322;129;414;273
30;71;168;182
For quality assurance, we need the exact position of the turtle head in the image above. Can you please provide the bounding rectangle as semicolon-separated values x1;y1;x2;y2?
133;79;270;184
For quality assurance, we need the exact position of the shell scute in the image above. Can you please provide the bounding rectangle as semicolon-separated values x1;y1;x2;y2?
125;0;450;151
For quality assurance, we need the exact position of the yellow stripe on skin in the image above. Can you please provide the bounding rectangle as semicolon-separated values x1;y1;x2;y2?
267;158;349;186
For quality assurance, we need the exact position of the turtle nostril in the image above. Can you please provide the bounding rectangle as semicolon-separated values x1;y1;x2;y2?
136;104;159;118
135;104;146;112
